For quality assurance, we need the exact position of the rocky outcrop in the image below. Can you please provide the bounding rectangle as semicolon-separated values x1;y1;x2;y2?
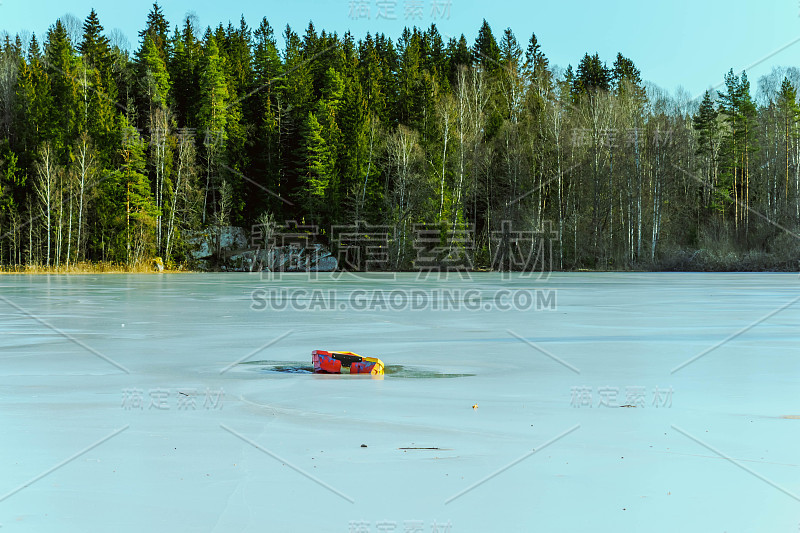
186;227;249;260
185;226;337;272
227;244;337;272
252;244;338;272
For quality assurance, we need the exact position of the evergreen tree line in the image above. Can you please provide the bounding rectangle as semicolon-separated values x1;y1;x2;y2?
1;4;799;270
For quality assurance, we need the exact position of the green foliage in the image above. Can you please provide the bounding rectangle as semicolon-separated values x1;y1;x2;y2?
472;20;500;73
44;20;79;150
168;19;201;127
693;91;718;158
0;141;25;213
612;53;645;102
573;53;611;97
298;111;333;217
138;2;170;59
198;36;229;145
524;33;549;85
138;34;171;109
1;11;800;271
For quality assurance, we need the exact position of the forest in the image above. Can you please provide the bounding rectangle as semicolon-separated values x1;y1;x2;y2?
1;4;800;271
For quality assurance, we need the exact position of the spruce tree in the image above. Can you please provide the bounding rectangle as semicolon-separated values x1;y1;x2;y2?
397;28;423;127
524;33;549;80
446;34;471;84
612;53;644;102
44;20;79;152
282;26;314;113
115;118;157;263
79;9;112;85
693;90;721;211
138;33;171;110
138;3;170;61
573;53;611;97
298;111;333;222
168;18;201;127
472;20;500;74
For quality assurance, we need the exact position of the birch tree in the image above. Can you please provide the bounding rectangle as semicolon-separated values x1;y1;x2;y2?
34;142;58;266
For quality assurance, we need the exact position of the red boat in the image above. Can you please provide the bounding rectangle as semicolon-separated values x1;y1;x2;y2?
312;350;385;375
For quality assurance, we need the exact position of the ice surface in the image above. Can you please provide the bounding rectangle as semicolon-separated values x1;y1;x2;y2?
1;273;799;532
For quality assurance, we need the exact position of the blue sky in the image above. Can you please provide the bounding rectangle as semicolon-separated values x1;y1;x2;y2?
2;0;799;97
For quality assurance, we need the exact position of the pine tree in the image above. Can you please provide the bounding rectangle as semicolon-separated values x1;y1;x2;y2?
114;118;157;263
693;90;721;212
138;3;170;61
44;20;78;150
249;18;285;218
298;111;333;221
253;18;282;88
397;28;423;127
15;37;51;158
283;26;314;113
339;66;374;221
498;28;523;122
446;34;471;86
198;34;230;139
79;9;112;80
221;17;253;99
138;33;171;111
524;33;549;83
422;24;448;90
573;53;611;98
0;140;25;234
693;92;719;158
612;53;644;102
472;20;500;74
358;34;388;123
78;9;117;154
168;18;201;127
718;70;758;232
472;21;503;138
198;35;230;222
499;29;521;70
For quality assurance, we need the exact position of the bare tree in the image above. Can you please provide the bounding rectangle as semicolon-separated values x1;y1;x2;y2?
59;13;83;47
214;179;233;259
578;90;614;259
436;95;454;220
165;132;197;262
74;133;96;263
108;28;131;52
0;52;17;140
63;166;75;267
385;125;425;268
150;106;172;253
34;143;59;266
454;65;486;231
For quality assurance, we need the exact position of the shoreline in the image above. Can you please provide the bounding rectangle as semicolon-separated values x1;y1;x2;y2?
2;267;797;275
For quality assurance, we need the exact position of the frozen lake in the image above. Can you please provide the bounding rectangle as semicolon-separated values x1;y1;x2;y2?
1;272;799;532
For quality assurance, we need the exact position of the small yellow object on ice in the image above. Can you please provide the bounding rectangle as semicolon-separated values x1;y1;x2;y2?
472;404;478;409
